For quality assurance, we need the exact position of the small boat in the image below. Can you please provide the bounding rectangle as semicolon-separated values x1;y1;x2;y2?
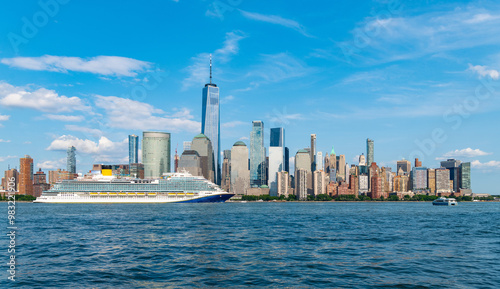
433;197;458;206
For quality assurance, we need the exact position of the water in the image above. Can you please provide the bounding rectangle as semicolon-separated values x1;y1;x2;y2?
2;202;499;288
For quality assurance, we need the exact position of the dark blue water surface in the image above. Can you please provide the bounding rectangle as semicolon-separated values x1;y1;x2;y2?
2;202;500;288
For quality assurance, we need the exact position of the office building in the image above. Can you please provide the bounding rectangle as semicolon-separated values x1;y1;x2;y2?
412;167;428;192
367;138;374;166
269;127;285;196
313;170;326;196
191;133;215;182
19;155;34;196
284;147;290;172
277;171;290;197
67;146;76;174
178;150;203;177
336;155;346;181
231;141;250;195
427;168;436;194
250;121;266;187
183;141;192;152
128;135;139;166
397;159;411;176
296;169;308;200
142;131;171;178
310;134;317;171
316;152;323;171
201;55;220;184
436;168;451;194
440;159;461;192
221;150;231;192
460;162;471;190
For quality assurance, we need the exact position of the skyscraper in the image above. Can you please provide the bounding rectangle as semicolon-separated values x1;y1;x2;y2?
269;127;285;196
459;162;471;190
19;155;34;196
250;121;265;187
67;146;76;174
412;167;428;192
191;133;215;182
142;131;171;178
367;138;374;166
310;134;317;172
441;159;461;192
397;159;412;176
201;55;220;185
128;135;139;166
231;141;250;195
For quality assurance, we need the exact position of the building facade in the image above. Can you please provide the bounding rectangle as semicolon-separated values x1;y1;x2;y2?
67;146;76;174
191;134;215;182
366;138;374;166
142;131;171;178
19;155;34;196
230;141;250;195
268;127;285;196
250;121;266;187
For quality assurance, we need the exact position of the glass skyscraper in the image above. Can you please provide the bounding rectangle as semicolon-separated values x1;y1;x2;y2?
269;127;285;196
250;121;265;187
129;134;139;166
67;146;76;174
201;56;220;185
367;138;374;167
142;131;171;178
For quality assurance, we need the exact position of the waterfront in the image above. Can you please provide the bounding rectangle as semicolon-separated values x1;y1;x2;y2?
3;202;499;288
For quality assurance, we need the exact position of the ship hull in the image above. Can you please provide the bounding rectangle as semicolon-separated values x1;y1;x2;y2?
33;193;235;204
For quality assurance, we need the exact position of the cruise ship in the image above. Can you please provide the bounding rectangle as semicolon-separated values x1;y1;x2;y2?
34;171;234;203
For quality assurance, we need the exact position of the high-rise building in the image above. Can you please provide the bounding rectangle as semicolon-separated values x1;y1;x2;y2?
183;141;192;152
67;146;76;174
310;134;317;172
231;141;250;195
221;150;231;192
250;121;265;187
436;168;451;194
427;168;436;194
178;150;203;177
336;155;346;181
284;147;290;173
412;167;428;192
129;163;144;179
368;162;380;192
128;135;139;166
459;162;471;190
316;152;323;171
3;168;19;193
142;131;171;178
277;171;290;197
313;170;326;196
295;169;308;200
19;155;34;196
415;158;422;168
201;55;220;185
397;159;411;176
191;134;215;182
33;168;50;198
371;174;382;199
295;149;312;195
269;127;285;196
441;159;461;192
366;138;374;166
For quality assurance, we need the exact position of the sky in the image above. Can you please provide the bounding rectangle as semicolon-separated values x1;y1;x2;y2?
0;0;499;194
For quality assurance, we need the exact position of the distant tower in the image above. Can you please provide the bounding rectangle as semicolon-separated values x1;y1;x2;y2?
366;138;374;166
129;135;139;166
67;146;76;174
310;134;317;172
174;146;179;173
201;54;221;185
269;127;285;196
250;121;265;187
19;155;34;196
231;141;250;195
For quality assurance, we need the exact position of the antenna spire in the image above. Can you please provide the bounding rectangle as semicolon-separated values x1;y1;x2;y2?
209;54;212;84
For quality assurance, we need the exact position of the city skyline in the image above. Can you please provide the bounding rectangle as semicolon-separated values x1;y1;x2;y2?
1;1;500;194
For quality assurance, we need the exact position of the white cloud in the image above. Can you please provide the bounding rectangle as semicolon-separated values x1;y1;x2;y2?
1;55;152;77
442;148;492;158
471;160;500;169
221;95;234;104
468;64;499;80
46;135;128;163
0;139;10;143
464;13;500;24
0;155;16;162
0;82;89;113
0;114;9;121
36;158;66;170
239;10;312;37
44;114;85;122
182;31;246;89
94;95;200;133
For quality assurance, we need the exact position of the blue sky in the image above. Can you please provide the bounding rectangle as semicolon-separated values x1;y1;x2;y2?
0;0;499;194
